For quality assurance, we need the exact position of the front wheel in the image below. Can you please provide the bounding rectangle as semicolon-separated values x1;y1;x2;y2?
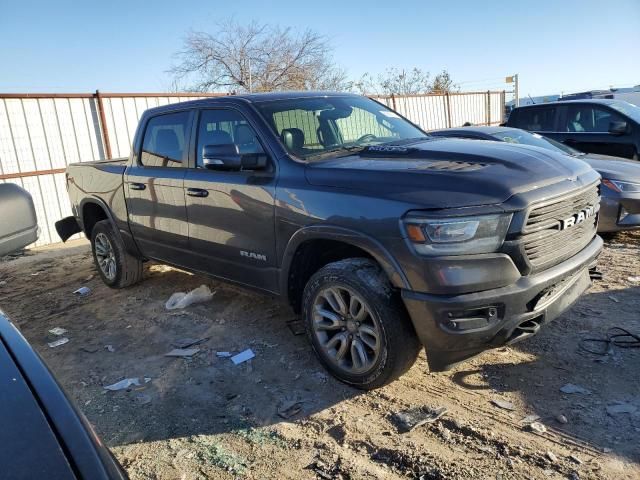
91;220;143;288
302;258;420;389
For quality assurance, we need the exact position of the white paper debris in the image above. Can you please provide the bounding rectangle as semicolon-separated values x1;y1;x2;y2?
104;378;141;391
231;348;255;365
49;327;67;336
48;337;69;348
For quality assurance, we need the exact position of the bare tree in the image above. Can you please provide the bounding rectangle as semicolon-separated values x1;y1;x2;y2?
170;19;348;93
352;67;458;95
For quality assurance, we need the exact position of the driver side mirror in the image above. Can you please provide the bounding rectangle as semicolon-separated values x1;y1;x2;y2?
609;121;628;136
202;144;269;171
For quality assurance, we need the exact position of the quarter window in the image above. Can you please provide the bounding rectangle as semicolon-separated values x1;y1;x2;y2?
140;112;190;167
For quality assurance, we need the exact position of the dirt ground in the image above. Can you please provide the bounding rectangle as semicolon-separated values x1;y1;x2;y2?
1;233;639;480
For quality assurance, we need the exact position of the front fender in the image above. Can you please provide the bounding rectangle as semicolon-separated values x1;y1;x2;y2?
279;225;410;294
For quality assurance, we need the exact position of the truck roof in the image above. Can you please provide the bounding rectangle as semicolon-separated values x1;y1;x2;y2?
514;98;621;109
144;90;360;115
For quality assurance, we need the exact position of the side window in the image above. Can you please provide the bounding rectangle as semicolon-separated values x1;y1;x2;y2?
140;112;190;167
564;105;625;132
196;109;265;168
272;109;323;153
516;107;556;131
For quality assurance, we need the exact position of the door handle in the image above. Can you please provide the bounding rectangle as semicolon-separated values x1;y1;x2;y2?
129;182;146;191
187;188;209;198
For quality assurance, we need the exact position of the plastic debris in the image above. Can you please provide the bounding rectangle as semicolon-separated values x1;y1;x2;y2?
393;406;447;433
165;348;200;357
49;327;67;336
216;351;232;358
556;414;568;424
560;383;592;395
172;337;209;349
104;378;141;391
521;414;541;424
231;348;255;365
606;402;637;415
73;286;91;296
165;285;214;310
491;399;515;411
527;421;547;434
105;344;115;352
48;337;69;348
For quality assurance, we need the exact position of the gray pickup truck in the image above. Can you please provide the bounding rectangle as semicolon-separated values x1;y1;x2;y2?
57;92;602;389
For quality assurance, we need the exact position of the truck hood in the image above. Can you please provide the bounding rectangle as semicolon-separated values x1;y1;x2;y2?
305;138;595;208
581;153;640;181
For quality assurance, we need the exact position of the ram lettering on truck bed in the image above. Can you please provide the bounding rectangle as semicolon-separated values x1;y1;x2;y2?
56;92;602;389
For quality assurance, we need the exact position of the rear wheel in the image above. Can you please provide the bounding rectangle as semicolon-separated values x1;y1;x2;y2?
91;220;143;288
302;258;420;389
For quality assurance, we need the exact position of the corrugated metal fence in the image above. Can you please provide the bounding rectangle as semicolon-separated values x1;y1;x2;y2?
0;90;505;247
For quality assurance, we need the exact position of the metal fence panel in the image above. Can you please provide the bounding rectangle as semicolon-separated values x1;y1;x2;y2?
0;90;504;247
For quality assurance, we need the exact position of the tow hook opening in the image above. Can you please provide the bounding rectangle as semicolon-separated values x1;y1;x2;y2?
506;316;543;345
589;267;603;281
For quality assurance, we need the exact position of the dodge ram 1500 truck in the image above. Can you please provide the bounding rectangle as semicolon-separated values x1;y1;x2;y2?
56;92;602;389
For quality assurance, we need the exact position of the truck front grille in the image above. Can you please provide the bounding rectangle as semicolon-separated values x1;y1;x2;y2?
521;184;599;272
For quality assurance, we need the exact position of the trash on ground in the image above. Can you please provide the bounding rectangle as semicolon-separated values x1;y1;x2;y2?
491;399;515;411
105;344;115;352
172;337;209;349
165;348;200;357
134;393;152;405
216;351;232;358
521;414;541;424
560;383;592;395
606;402;637;415
73;286;91;296
277;400;305;419
527;421;547;434
165;285;215;310
231;348;255;365
392;406;447;433
555;414;568;424
608;295;620;303
49;327;67;336
0;280;6;286
48;337;69;348
104;378;141;391
286;319;306;336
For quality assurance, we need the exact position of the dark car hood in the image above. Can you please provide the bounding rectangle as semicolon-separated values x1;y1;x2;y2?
581;154;640;181
305;138;595;208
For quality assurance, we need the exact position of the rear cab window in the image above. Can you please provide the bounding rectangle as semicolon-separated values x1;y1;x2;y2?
140;111;191;167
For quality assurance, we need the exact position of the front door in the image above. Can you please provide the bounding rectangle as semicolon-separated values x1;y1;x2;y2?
555;104;636;158
125;110;193;262
183;108;278;292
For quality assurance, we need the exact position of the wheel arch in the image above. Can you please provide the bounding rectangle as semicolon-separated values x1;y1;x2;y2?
280;226;409;313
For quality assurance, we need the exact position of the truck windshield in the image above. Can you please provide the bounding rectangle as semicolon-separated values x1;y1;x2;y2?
254;96;427;160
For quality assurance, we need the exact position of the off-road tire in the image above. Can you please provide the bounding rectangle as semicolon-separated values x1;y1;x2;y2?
91;220;143;288
302;258;420;390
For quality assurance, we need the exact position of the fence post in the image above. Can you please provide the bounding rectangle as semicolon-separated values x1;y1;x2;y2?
501;90;506;123
445;92;452;127
94;90;112;159
486;90;491;126
390;93;397;111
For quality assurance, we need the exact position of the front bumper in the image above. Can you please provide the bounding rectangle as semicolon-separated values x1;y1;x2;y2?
598;194;640;232
402;235;603;371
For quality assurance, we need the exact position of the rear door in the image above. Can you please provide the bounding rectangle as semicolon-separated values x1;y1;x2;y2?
125;110;193;262
553;104;635;158
182;107;278;292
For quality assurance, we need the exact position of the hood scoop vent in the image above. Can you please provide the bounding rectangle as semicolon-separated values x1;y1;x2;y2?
409;160;488;172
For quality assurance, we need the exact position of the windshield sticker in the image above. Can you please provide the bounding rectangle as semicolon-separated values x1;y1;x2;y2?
380;111;400;118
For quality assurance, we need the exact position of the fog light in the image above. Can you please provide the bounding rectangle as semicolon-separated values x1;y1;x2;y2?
619;207;629;221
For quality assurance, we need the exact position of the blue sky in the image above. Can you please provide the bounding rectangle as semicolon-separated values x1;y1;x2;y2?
1;0;639;97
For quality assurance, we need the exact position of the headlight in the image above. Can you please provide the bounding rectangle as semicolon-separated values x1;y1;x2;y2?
602;179;640;193
403;213;512;256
